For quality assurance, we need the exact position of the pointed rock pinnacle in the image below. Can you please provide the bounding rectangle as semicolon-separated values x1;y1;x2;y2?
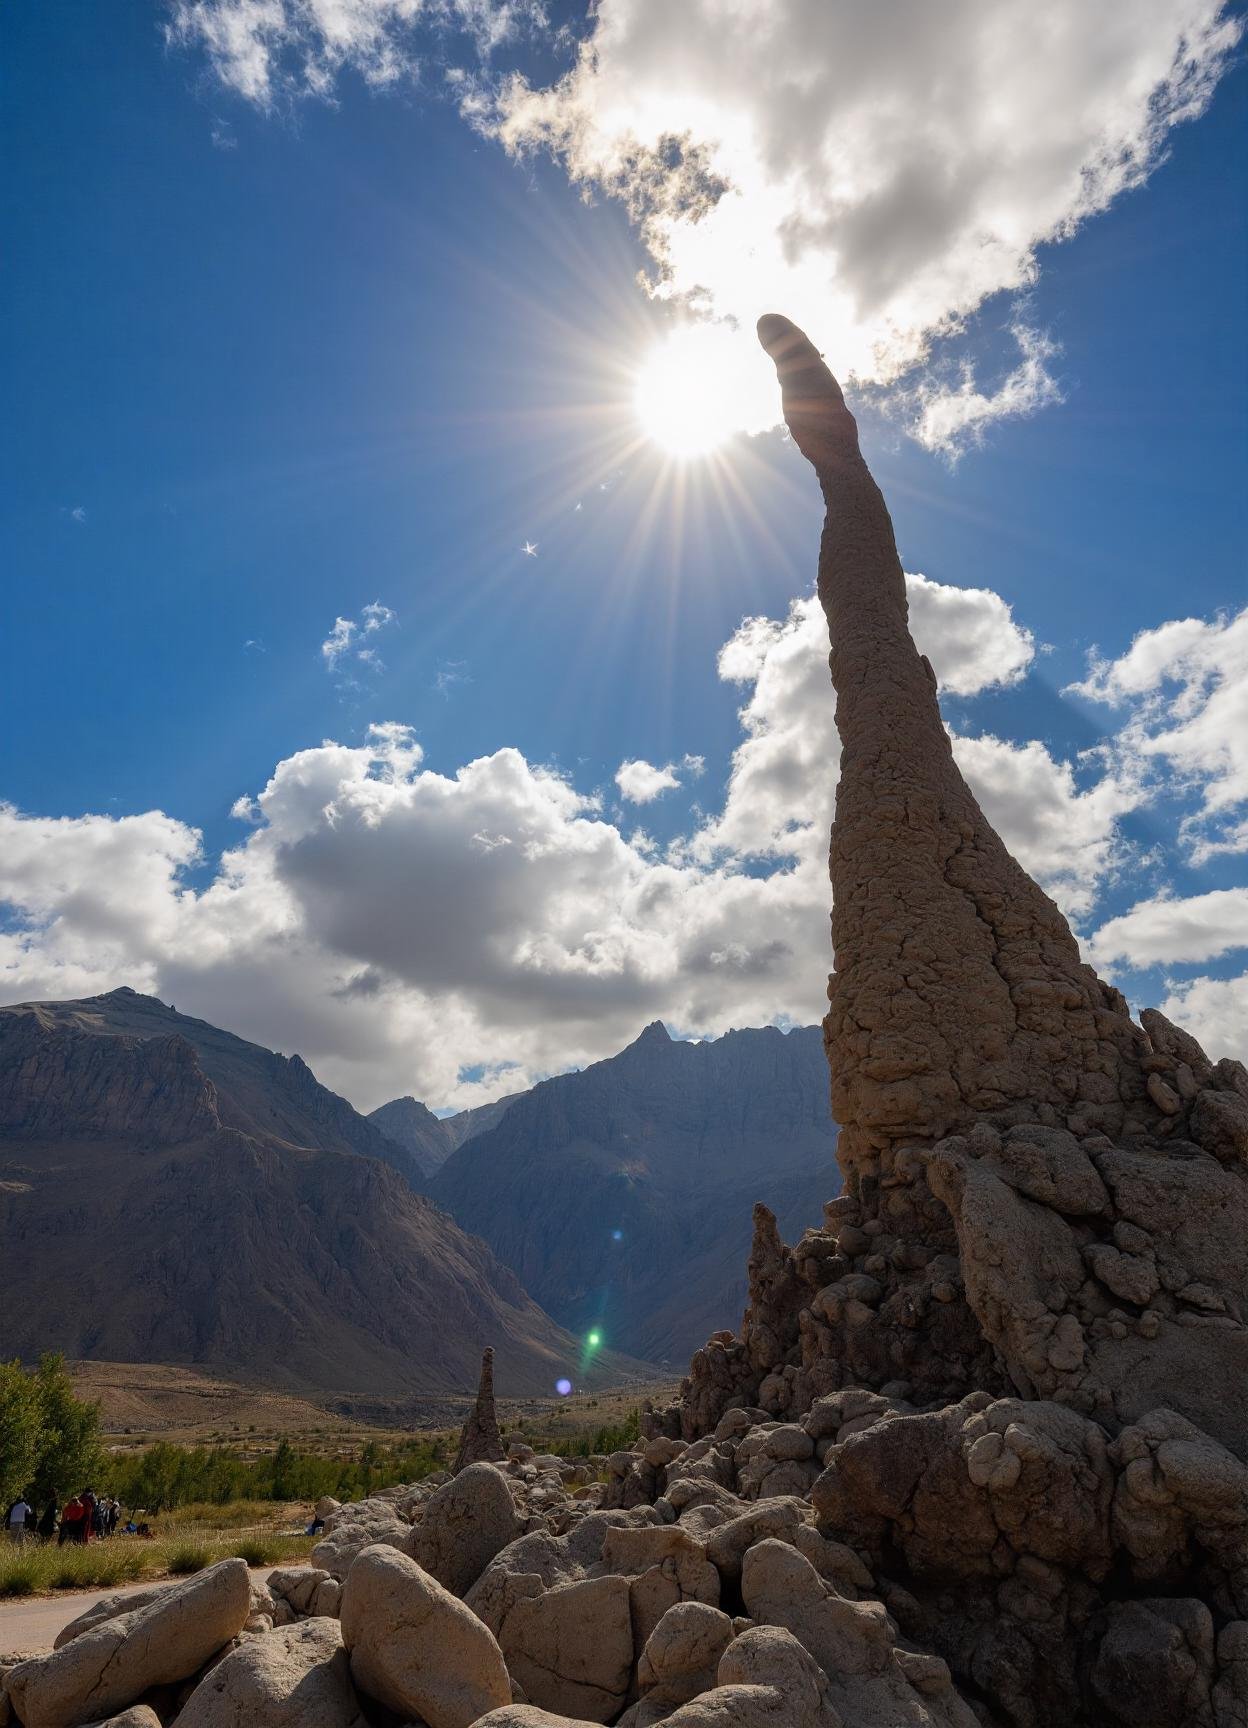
756;313;1168;1191
453;1345;505;1474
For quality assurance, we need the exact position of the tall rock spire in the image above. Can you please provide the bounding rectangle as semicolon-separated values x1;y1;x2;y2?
755;313;1160;1194
453;1346;505;1473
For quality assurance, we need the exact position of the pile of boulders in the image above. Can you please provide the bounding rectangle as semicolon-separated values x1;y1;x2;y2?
7;1395;1247;1724
0;1426;989;1727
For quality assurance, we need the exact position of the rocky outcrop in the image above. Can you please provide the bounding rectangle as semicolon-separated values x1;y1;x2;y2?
453;1349;507;1474
173;1618;364;1727
339;1544;512;1728
752;317;1173;1179
623;317;1248;1727
416;1458;520;1592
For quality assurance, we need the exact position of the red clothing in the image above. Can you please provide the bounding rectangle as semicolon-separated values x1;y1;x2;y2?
81;1493;96;1544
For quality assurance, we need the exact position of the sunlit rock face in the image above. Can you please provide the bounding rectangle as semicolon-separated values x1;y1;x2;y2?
623;318;1248;1728
756;315;1177;1187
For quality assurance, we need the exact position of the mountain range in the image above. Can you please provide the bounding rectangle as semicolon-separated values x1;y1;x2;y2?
0;989;839;1398
0;990;631;1397
420;1021;839;1362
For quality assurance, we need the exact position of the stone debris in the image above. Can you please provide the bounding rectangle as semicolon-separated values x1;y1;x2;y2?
3;315;1244;1728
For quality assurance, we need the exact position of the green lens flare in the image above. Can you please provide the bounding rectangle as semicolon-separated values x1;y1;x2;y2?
587;1329;602;1349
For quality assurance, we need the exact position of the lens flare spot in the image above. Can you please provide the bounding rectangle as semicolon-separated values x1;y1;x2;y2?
611;1228;624;1242
587;1329;602;1349
555;1378;573;1397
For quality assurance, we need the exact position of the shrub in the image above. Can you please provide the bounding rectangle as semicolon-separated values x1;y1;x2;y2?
0;1554;40;1598
166;1542;213;1576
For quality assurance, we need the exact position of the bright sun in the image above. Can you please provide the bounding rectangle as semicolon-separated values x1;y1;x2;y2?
634;325;749;458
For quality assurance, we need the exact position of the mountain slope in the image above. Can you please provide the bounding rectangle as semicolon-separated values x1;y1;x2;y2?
0;993;641;1397
2;988;434;1182
367;1095;453;1174
367;1090;523;1174
428;1023;839;1362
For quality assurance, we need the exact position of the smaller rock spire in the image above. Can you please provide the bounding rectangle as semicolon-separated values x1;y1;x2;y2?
453;1346;505;1473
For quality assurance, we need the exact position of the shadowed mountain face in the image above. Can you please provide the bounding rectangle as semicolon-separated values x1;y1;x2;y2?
426;1023;840;1362
366;1091;522;1175
0;990;641;1397
0;987;435;1182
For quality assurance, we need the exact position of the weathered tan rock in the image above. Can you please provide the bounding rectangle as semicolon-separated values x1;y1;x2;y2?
53;1587;174;1649
413;1459;521;1595
81;1711;163;1728
753;312;1176;1176
311;1501;413;1580
475;1627;835;1728
6;1559;251;1728
621;1601;735;1725
501;1573;635;1722
338;1543;510;1728
454;1345;506;1472
267;1566;334;1617
175;1619;365;1727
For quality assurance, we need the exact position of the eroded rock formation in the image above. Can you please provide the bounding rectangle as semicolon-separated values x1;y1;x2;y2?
455;1348;507;1473
5;319;1245;1728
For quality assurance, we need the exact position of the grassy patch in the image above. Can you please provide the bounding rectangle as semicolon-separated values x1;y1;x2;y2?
0;1521;316;1597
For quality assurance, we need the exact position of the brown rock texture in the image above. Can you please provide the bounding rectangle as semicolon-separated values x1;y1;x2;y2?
617;317;1248;1727
753;313;1180;1181
453;1348;507;1474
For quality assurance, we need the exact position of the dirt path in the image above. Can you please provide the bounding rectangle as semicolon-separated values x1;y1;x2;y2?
0;1567;277;1657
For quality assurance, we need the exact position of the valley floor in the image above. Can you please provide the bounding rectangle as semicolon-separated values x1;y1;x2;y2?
72;1359;678;1453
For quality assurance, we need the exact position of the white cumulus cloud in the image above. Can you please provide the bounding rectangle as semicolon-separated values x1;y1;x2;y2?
0;578;1223;1110
1087;887;1248;970
1068;606;1248;866
615;754;703;804
483;0;1239;451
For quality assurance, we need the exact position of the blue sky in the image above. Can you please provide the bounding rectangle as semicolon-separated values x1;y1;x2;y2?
1;2;1245;1110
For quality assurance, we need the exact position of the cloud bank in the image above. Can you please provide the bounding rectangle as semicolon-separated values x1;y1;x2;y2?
9;570;1218;1114
172;1;1240;454
484;0;1239;450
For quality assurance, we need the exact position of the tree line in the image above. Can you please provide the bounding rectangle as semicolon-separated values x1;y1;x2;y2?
0;1358;448;1514
2;1356;644;1517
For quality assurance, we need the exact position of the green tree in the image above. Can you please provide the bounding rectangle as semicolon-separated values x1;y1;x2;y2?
29;1355;102;1505
0;1360;43;1507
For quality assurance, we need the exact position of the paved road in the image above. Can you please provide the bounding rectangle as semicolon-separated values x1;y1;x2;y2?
0;1568;277;1657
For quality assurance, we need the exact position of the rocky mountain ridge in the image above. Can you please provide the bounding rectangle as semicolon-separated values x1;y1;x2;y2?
0;991;642;1398
426;1021;840;1361
0;987;435;1181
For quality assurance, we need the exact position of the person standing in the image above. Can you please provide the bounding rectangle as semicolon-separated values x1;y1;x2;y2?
6;1496;32;1545
58;1493;84;1545
81;1487;97;1545
37;1500;57;1543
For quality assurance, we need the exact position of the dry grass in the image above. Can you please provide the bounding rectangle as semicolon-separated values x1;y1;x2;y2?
0;1508;315;1598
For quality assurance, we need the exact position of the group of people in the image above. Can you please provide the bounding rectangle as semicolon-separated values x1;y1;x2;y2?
4;1489;125;1545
